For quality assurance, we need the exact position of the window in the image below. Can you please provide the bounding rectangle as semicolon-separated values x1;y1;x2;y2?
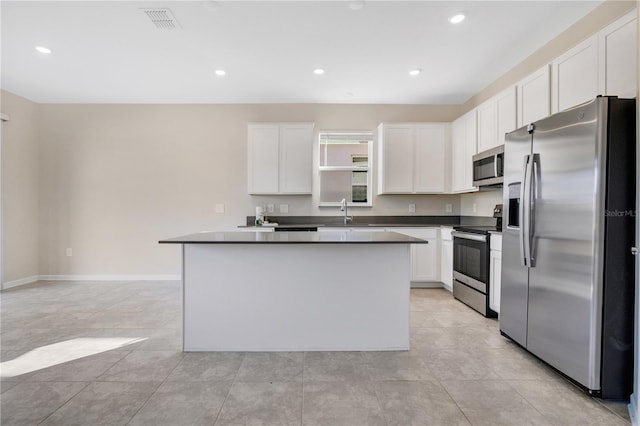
318;132;373;206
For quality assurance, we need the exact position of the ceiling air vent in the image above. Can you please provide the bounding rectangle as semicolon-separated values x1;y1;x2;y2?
142;8;180;30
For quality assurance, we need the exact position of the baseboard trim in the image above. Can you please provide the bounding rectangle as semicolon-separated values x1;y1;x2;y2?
2;274;180;289
630;393;638;426
2;275;39;290
39;274;181;282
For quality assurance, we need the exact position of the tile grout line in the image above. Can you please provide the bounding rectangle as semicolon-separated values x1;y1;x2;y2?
212;352;245;426
36;380;92;425
438;378;475;426
368;358;391;426
123;350;185;425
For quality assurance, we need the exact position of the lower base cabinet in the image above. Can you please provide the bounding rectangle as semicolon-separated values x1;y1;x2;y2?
489;233;502;314
440;227;453;291
391;228;439;285
320;226;440;286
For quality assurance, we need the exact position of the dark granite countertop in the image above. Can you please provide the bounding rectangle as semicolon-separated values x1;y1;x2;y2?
243;215;496;229
159;231;427;244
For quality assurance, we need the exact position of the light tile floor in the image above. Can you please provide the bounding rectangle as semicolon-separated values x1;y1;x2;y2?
0;280;631;425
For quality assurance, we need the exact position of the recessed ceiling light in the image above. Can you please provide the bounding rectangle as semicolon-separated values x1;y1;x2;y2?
349;1;365;11
409;69;422;76
214;69;226;76
35;46;52;54
313;68;325;75
449;13;466;24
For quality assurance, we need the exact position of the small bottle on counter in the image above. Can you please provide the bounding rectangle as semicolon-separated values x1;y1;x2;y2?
255;206;264;227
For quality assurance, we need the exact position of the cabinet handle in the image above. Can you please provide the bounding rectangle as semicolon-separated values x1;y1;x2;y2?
632;247;639;256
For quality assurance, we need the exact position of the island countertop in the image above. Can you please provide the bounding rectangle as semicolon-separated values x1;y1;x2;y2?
159;230;427;244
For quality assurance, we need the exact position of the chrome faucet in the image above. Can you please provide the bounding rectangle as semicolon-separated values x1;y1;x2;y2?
340;198;353;225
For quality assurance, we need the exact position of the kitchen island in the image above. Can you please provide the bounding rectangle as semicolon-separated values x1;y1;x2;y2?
159;231;425;352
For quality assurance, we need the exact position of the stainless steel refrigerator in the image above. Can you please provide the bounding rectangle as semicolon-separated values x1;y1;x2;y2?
501;96;636;399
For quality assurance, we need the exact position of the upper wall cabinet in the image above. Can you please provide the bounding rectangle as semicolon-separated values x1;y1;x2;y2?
517;65;551;127
247;123;314;195
598;10;637;99
451;110;477;193
551;35;599;114
377;123;447;194
477;86;517;152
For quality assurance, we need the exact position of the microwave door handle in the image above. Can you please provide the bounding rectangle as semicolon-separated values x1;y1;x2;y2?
519;155;531;267
494;154;499;178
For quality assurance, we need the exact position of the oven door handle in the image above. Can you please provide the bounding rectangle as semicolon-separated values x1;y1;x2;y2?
451;231;487;242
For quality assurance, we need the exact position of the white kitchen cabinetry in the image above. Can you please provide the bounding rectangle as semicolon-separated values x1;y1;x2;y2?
489;233;502;314
247;123;314;195
377;123;447;194
517;65;551;127
551;35;599;114
476;99;497;153
496;86;518;143
477;86;517;152
451;110;477;193
321;226;440;285
440;227;453;292
598;10;637;99
392;228;439;285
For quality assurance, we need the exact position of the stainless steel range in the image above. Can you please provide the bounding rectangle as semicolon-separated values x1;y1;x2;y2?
452;225;498;318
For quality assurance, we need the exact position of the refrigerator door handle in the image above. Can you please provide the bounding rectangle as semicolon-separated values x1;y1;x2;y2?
519;154;532;266
529;154;541;267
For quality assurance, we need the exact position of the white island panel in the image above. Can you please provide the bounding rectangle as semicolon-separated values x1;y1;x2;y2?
183;243;410;351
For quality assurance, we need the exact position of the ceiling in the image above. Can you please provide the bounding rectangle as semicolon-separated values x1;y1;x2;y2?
1;1;603;104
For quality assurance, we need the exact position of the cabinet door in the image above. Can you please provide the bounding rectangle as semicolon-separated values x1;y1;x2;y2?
392;228;439;282
414;124;446;193
379;124;415;193
477;99;497;153
496;86;517;143
412;240;439;282
598;10;637;99
279;124;313;194
451;116;468;192
248;124;280;194
440;239;453;291
489;250;502;314
551;35;598;113
463;110;478;191
518;65;551;127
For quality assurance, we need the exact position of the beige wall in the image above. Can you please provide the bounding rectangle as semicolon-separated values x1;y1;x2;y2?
1;91;40;284
36;102;463;276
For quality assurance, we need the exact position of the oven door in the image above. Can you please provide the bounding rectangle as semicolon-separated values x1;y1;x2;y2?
452;232;488;285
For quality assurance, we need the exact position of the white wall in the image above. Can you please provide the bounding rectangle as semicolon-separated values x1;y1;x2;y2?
1;91;39;286
460;191;503;217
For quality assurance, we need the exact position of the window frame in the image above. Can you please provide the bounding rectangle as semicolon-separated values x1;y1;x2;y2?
318;131;373;207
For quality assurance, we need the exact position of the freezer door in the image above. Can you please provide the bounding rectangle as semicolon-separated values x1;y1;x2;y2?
500;126;532;347
526;98;602;390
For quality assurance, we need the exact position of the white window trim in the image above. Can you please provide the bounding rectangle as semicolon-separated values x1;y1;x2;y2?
318;131;373;207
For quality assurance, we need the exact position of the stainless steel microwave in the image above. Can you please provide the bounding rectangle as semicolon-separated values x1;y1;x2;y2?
472;145;504;187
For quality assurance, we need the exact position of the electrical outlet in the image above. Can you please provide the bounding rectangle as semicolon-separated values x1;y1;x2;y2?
446;203;453;213
408;203;416;213
66;248;73;257
279;204;289;213
472;203;477;213
267;204;275;213
215;203;225;213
